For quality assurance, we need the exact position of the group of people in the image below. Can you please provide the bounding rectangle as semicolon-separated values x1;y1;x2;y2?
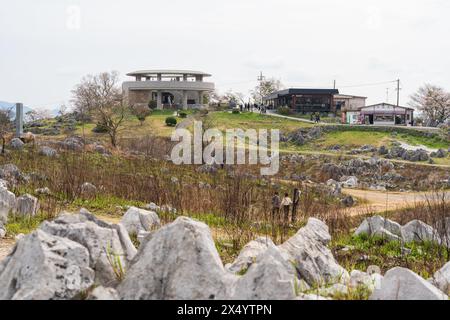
238;103;268;113
271;188;301;226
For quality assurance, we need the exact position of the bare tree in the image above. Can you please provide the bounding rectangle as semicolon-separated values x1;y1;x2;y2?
0;108;13;154
251;77;284;103
409;84;450;126
72;71;129;147
224;90;246;106
132;105;152;126
25;109;52;123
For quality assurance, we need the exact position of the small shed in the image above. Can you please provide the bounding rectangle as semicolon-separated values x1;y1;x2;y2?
358;103;414;126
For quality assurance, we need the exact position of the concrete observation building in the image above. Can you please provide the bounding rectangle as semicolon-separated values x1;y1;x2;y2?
122;70;215;110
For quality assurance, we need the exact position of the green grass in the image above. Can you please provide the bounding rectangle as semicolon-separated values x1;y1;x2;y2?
70;194;146;216
5;213;54;236
208;111;313;132
332;233;449;279
396;133;450;149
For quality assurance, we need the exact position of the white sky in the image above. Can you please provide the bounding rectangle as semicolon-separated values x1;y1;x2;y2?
1;0;449;109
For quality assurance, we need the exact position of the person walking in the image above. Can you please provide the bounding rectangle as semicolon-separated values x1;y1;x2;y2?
271;192;281;222
281;192;293;224
291;188;301;223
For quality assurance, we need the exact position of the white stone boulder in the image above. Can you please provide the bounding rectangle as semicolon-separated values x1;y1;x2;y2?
39;209;137;287
80;182;97;197
433;261;450;294
0;224;6;238
120;206;160;236
226;236;274;274
370;267;448;300
401;220;438;243
0;229;94;300
342;176;358;188
318;283;349;297
10;138;24;150
349;270;382;293
354;215;402;239
0;186;16;223
279;218;349;286
14;194;39;217
295;293;330;300
87;286;119;300
39;146;58;157
230;244;297;300
145;202;160;211
117;217;235;300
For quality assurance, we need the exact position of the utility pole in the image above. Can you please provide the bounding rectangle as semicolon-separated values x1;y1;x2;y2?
333;80;336;89
257;71;265;105
386;88;389;103
395;79;401;106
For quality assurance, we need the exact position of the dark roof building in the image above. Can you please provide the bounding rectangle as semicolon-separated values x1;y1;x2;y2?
263;88;340;114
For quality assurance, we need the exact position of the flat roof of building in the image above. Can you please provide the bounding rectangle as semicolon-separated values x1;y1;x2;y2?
264;88;339;100
335;94;367;99
359;103;414;111
127;70;212;77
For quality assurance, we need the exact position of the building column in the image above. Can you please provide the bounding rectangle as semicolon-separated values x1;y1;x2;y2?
198;91;203;106
182;90;188;110
157;90;163;110
15;103;23;138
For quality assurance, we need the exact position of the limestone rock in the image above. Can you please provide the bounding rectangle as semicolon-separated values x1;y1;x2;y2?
433;261;450;294
318;283;348;297
401;220;438;243
39;146;58;157
145;202;160;211
120;206;160;236
10;138;24;150
349;270;382;292
0;224;5;238
370;267;448;300
354;215;402;239
279;218;349;286
342;176;358;188
0;186;16;223
40;209;137;287
230;245;297;300
0;229;94;300
35;187;51;195
295;293;330;300
87;286;119;300
226;237;274;274
117;217;234;300
14;194;39;217
80;182;97;197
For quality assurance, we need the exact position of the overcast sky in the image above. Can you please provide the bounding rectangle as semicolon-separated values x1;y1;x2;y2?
1;0;449;110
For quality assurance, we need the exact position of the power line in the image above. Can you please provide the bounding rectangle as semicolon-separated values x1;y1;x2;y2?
338;80;398;89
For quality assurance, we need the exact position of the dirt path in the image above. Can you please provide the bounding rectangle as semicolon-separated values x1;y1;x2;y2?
0;238;15;262
342;188;450;216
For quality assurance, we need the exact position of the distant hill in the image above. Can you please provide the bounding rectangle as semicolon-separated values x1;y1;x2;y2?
0;101;34;117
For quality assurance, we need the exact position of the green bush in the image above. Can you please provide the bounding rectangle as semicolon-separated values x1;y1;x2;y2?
92;122;108;133
277;106;292;116
232;109;240;114
179;112;187;118
165;116;177;127
148;100;158;110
